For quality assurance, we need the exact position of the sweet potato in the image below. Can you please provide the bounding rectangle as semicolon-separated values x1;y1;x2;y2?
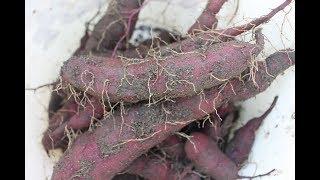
215;0;292;38
42;98;78;151
51;50;294;180
181;173;201;180
126;155;176;180
48;89;65;119
185;132;238;180
113;174;141;180
158;135;185;160
42;97;104;152
84;0;144;53
61;29;264;104
225;96;278;166
188;0;227;34
126;155;200;180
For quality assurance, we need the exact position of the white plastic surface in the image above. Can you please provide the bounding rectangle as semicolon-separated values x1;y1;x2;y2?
25;0;295;179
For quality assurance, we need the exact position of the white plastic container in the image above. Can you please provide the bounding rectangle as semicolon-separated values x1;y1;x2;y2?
25;0;295;179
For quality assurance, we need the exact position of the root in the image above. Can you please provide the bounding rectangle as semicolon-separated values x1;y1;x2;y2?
238;169;275;179
175;132;198;153
201;114;213;128
198;90;211;119
118;101;125;137
147;76;154;107
65;126;79;150
191;170;208;179
101;79;120;117
200;0;292;39
209;73;229;82
212;81;229;122
25;82;56;92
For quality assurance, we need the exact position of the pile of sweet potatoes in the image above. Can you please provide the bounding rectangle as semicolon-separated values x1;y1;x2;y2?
42;0;294;179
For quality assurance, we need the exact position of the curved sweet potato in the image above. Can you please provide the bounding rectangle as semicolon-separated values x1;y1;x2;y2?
84;0;144;53
42;99;78;151
225;96;278;166
188;0;227;34
185;132;238;180
42;97;104;152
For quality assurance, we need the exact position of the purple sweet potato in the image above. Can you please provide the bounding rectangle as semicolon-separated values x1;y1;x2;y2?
42;98;78;151
51;50;294;180
112;174;141;180
225;96;278;166
42;97;104;152
126;154;199;180
84;0;144;53
188;0;228;34
126;156;176;180
181;173;201;180
67;97;105;130
214;0;292;38
61;29;264;103
185;132;238;180
158;135;185;160
47;98;78;131
48;89;66;119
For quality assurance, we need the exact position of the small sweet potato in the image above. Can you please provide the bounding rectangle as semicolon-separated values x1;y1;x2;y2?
126;155;199;180
42;98;78;151
215;0;292;38
42;97;104;152
158;135;185;160
185;132;238;180
48;89;65;119
84;0;144;53
225;96;278;166
51;50;294;180
126;155;175;180
181;173;201;180
188;0;227;34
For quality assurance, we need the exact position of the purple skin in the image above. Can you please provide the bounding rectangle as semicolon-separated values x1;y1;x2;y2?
225;96;278;166
188;0;227;34
185;132;238;180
